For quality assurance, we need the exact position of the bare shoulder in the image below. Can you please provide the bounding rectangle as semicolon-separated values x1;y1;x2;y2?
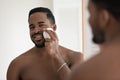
59;45;82;54
8;51;30;68
70;46;120;80
7;48;34;80
59;45;83;59
9;48;33;66
59;46;83;69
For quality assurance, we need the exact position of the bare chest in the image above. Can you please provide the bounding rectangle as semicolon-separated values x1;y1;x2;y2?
20;59;57;80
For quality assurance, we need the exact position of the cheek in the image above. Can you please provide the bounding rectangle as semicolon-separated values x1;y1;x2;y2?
89;14;98;27
88;15;94;28
89;16;100;36
30;30;34;37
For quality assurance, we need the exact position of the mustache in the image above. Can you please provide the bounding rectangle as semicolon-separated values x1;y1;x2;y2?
32;32;43;37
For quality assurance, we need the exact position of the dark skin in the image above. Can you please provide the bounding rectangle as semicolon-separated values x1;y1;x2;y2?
7;12;83;80
70;0;120;80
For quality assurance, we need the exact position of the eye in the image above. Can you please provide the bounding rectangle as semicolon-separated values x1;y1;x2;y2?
29;25;35;30
39;24;44;27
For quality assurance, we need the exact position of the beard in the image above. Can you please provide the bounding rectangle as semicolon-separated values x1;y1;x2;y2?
32;39;45;48
92;29;105;44
35;41;45;48
90;17;106;44
31;32;45;48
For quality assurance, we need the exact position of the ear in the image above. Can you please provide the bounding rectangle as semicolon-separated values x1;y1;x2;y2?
51;24;57;31
99;10;110;28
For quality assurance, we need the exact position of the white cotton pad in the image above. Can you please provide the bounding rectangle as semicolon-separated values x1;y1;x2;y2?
43;31;51;39
46;27;53;31
43;28;53;39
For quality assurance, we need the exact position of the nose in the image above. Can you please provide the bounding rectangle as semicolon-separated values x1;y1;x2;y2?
34;26;43;33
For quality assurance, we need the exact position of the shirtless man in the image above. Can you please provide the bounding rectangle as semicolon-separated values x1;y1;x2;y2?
7;7;83;80
70;0;120;80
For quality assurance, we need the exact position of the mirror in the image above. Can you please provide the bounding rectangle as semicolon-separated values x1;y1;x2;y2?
0;0;82;79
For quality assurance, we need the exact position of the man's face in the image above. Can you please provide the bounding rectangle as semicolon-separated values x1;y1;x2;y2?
88;1;105;44
29;12;53;48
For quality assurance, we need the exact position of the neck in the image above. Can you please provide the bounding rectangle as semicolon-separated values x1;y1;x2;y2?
32;46;46;56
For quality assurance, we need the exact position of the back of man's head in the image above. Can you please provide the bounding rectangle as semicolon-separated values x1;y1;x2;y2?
28;7;55;24
91;0;120;21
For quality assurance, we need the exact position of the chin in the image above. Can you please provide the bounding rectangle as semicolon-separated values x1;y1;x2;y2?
92;35;105;44
34;41;45;48
35;44;45;48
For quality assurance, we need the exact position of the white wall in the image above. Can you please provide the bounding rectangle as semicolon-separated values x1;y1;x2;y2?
53;0;82;52
0;0;82;80
0;0;53;80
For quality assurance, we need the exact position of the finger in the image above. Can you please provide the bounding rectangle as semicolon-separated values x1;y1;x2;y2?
51;31;59;41
45;38;51;42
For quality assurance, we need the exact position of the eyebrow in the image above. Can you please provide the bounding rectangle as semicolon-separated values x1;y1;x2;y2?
29;21;46;27
38;21;45;24
29;24;34;27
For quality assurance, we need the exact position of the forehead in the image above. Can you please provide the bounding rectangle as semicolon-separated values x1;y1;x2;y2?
88;1;94;10
29;12;48;20
88;1;98;13
28;12;51;24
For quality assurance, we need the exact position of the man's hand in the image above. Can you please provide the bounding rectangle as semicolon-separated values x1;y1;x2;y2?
44;28;60;57
43;28;71;80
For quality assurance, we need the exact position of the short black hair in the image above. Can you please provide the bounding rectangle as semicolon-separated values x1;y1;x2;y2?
28;7;55;24
91;0;120;21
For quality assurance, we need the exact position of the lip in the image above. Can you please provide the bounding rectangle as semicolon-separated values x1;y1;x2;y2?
33;34;42;41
